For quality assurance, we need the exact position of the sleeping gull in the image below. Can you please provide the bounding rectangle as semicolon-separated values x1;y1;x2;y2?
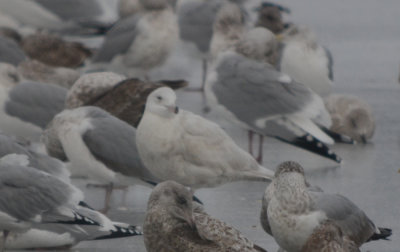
0;154;142;250
43;106;157;212
264;161;391;252
301;220;360;252
20;32;92;68
136;87;274;190
144;180;268;252
205;27;340;163
17;60;80;88
0;76;67;141
324;94;375;143
91;0;178;79
277;24;334;97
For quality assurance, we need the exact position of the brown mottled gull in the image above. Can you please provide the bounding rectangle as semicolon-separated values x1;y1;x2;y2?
144;180;267;252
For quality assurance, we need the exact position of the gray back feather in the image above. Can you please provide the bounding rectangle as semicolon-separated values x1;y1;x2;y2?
0;164;71;221
34;0;103;21
82;107;157;182
323;46;334;81
5;81;67;129
310;192;376;246
92;15;140;62
0;36;26;66
213;52;312;129
0;133;68;180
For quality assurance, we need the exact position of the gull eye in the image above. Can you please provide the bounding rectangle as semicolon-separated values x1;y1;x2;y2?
176;196;187;205
156;96;162;101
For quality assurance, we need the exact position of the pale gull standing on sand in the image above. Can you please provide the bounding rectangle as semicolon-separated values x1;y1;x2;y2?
43;106;157;212
0;72;67;140
277;24;334;97
91;0;178;78
324;94;375;143
136;87;274;190
205;27;341;163
0;154;142;251
0;36;26;66
144;180;268;252
264;161;391;252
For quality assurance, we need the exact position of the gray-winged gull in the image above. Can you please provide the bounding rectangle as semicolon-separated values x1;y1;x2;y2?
0;36;26;66
144;180;267;252
324;94;375;143
0;0;117;34
205;27;341;163
264;161;391;252
91;0;178;78
136;87;274;190
43;106;157;212
277;24;334;97
0;74;67;140
0;154;142;250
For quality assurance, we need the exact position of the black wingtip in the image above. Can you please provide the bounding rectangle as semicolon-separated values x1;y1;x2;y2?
320;126;355;144
276;134;342;163
368;227;392;242
94;225;143;240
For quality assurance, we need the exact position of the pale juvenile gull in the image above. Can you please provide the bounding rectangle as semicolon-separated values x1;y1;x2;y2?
209;2;246;61
0;0;116;35
17;60;80;88
0;154;142;250
43;106;158;212
301;220;360;252
0;77;67;140
144;180;268;252
20;32;92;68
205;27;341;163
277;24;334;97
324;94;375;143
136;87;274;190
0;36;26;66
264;161;392;252
91;0;178;78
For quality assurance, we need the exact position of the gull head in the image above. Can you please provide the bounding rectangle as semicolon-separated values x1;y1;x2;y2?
148;181;195;229
145;87;178;118
140;0;169;10
214;2;245;33
274;161;305;178
235;27;279;64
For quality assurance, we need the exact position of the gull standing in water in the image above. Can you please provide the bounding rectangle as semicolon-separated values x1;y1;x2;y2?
136;87;274;190
263;161;391;252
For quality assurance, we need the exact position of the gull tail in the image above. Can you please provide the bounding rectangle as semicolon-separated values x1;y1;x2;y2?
368;227;392;242
320;126;355;144
240;165;274;182
93;225;143;240
276;134;342;163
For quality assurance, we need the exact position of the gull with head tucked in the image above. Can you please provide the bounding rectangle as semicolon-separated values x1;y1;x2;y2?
136;87;274;190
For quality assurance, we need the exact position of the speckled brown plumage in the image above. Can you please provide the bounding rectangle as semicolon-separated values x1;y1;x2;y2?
84;78;188;127
18;60;80;88
255;6;285;34
144;181;267;252
21;33;92;68
301;220;360;252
